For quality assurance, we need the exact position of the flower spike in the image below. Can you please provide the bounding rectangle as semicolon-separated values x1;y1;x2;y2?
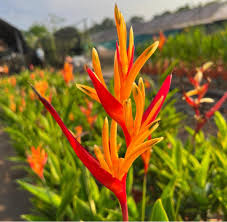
33;5;171;221
31;85;127;197
142;75;172;124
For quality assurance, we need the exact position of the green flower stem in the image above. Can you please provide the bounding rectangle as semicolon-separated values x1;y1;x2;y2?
141;173;147;221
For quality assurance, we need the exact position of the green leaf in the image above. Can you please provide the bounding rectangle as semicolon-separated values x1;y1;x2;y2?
17;180;61;207
21;214;50;221
214;111;227;137
126;166;133;195
56;177;76;220
150;199;169;221
161;177;176;199
196;150;210;188
128;196;139;219
162;197;176;221
159;59;178;85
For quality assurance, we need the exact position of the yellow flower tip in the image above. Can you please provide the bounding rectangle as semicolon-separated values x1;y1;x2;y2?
157;137;164;143
94;145;100;154
130;26;133;33
114;4;121;25
145;41;159;57
92;48;98;61
76;84;88;93
202;61;213;71
104;116;108;124
75;83;80;89
138;77;144;89
200;98;214;103
132;82;139;96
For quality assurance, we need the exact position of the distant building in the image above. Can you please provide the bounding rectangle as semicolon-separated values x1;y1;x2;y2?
91;1;227;49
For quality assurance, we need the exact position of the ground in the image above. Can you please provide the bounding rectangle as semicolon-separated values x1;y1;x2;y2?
0;128;30;220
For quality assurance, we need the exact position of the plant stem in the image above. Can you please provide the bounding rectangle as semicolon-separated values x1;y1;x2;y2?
120;198;128;221
141;173;147;221
117;182;128;221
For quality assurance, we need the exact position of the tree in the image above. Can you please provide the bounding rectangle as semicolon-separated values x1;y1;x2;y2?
129;16;144;24
89;17;115;33
24;24;49;48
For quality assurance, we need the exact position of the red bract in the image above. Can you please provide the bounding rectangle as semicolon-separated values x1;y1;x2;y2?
31;86;127;201
196;92;227;132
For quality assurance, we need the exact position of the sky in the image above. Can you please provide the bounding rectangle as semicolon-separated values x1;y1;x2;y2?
0;0;213;31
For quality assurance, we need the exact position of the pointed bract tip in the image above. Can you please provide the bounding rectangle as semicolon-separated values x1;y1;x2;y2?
154;40;159;48
30;84;41;99
92;47;97;55
84;64;89;72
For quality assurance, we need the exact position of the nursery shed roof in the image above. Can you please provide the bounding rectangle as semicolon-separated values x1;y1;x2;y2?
91;1;227;44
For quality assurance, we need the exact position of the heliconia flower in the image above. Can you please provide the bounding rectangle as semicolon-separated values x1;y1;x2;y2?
10;101;16;112
29;90;36;100
183;62;214;116
76;5;171;145
31;85;164;220
0;65;9;74
30;73;36;80
69;112;74;121
27;146;48;179
32;5;171;221
35;81;48;98
34;80;52;102
183;62;227;133
8;76;16;87
195;92;227;132
158;31;166;51
80;99;97;127
39;70;45;78
74;125;83;143
62;61;74;84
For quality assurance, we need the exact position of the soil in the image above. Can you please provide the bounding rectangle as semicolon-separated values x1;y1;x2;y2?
0;128;30;220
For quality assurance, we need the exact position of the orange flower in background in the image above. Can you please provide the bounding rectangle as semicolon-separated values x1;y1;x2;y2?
30;73;36;80
10;101;16;112
39;70;45;78
74;125;83;143
35;81;48;97
69;112;74;121
80;99;97;127
9;76;16;86
0;65;9;74
21;88;26;98
9;95;16;112
87;115;97;126
144;79;151;89
29;90;36;100
34;81;53;103
62;57;74;84
19;97;26;112
27;146;48;179
158;31;166;50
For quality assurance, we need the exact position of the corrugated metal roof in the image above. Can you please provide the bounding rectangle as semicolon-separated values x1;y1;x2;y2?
91;1;227;44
